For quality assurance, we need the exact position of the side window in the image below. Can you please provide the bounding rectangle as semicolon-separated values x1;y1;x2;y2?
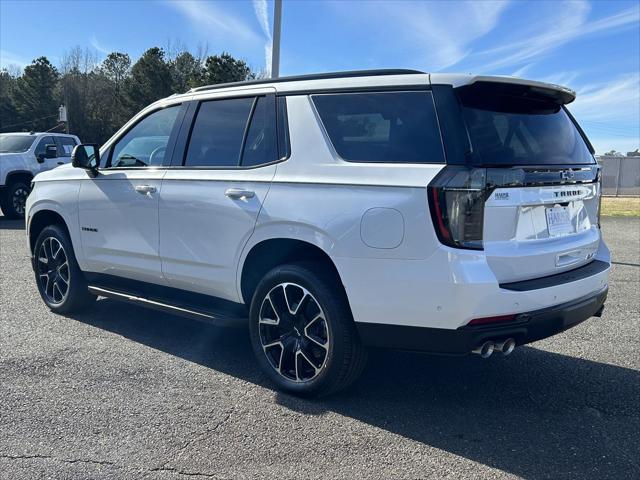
240;97;277;167
184;97;253;167
34;136;55;157
54;137;77;157
110;106;180;168
312;91;445;164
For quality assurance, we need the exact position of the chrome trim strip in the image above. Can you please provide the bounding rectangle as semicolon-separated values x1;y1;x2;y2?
88;286;220;320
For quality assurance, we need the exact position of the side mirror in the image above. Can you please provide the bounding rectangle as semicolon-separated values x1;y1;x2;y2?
36;144;58;163
71;144;100;176
45;144;57;158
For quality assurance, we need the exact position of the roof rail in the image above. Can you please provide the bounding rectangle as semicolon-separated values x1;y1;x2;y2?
188;69;426;94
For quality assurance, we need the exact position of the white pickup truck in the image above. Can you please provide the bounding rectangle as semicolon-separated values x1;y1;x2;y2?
0;132;80;218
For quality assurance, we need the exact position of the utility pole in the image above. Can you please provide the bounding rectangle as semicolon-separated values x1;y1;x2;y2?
271;0;282;78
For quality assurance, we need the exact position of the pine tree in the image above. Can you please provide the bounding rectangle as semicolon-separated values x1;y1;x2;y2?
123;47;173;116
170;51;203;92
0;69;20;131
12;57;59;131
202;53;251;86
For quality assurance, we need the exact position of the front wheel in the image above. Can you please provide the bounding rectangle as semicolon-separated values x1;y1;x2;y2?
249;263;367;397
33;224;96;313
1;181;30;219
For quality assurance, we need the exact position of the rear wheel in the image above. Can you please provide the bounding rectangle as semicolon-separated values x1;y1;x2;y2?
249;263;367;397
34;224;96;313
2;181;30;219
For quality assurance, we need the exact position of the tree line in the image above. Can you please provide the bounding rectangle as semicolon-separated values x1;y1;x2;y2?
0;46;256;144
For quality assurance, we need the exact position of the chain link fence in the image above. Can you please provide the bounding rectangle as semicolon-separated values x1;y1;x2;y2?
597;156;640;196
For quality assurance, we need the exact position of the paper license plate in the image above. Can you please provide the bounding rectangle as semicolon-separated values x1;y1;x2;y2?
546;206;573;237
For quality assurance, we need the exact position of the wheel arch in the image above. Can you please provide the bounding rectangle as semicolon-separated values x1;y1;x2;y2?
5;170;34;187
28;207;73;255
239;237;346;307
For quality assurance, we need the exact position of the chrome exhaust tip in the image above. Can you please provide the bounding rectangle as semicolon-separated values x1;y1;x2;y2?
472;341;495;358
495;338;516;356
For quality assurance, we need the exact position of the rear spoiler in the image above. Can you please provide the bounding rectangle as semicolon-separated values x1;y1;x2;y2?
473;76;576;104
432;74;576;105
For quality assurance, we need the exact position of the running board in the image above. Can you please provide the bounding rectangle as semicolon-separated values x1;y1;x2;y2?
87;286;247;328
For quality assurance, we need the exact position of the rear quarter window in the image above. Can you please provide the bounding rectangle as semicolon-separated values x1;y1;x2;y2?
312;91;445;164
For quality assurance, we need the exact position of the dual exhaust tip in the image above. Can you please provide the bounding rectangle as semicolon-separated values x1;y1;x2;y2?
472;338;516;358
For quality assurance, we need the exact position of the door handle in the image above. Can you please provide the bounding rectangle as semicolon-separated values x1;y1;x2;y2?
225;188;255;200
135;185;157;195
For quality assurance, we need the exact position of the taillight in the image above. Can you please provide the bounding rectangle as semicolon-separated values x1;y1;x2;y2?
428;166;487;250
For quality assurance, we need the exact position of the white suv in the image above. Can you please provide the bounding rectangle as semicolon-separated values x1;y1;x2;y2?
0;132;80;218
26;70;610;396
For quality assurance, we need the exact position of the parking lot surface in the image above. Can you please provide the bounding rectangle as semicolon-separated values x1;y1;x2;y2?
0;216;638;480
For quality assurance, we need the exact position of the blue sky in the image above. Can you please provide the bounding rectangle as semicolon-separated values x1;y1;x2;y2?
1;0;638;154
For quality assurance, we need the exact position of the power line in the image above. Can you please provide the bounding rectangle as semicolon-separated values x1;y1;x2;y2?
1;113;59;130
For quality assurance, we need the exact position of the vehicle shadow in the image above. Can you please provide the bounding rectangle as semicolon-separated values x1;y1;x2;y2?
0;215;25;230
68;298;640;479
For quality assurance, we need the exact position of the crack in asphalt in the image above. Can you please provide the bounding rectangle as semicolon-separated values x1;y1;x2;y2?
151;388;251;476
1;453;223;477
149;466;219;478
0;453;115;467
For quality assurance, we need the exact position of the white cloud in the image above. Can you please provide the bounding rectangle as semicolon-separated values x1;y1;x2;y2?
0;50;29;69
569;73;640;123
568;73;640;154
252;0;272;77
475;2;639;72
90;35;111;55
253;0;270;38
511;63;534;78
329;0;510;71
379;0;510;70
167;0;261;45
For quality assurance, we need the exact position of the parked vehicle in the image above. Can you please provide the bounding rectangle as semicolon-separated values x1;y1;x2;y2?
25;70;610;396
0;132;80;218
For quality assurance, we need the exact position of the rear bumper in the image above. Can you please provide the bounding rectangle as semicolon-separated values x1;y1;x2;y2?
336;237;610;330
357;286;608;354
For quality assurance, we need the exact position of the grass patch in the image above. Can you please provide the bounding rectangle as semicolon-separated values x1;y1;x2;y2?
601;197;640;217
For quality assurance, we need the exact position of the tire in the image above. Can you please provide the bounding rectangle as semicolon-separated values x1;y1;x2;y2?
33;224;96;313
2;181;30;219
249;263;367;397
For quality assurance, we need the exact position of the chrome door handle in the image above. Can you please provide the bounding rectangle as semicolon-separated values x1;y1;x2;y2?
225;188;255;199
135;185;157;195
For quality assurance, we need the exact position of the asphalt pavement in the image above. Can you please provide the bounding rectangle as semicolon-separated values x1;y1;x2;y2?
0;215;638;479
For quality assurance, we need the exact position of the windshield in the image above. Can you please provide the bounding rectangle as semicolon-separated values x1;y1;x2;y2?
0;135;35;153
458;85;594;166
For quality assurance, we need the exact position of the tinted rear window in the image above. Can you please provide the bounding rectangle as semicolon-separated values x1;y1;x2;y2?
458;87;594;166
312;91;445;164
185;97;253;167
241;96;278;167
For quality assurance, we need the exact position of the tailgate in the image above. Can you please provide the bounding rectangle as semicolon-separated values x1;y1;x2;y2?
483;177;600;283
